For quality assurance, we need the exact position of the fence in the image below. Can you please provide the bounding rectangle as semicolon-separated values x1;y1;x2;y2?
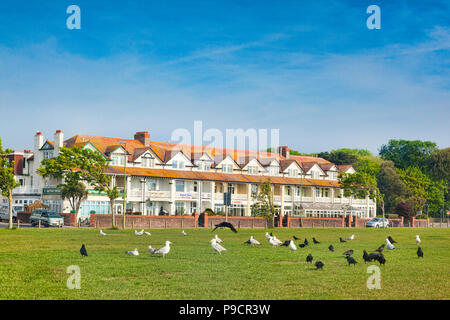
90;213;198;229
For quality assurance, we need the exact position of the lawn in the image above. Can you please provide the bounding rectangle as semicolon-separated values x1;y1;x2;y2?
0;227;449;300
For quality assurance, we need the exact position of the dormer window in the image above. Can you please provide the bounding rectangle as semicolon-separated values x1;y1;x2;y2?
172;160;185;169
311;171;320;179
111;154;124;166
142;157;154;168
222;164;233;173
197;161;210;171
248;166;258;175
268;167;279;176
43;151;54;159
288;168;298;177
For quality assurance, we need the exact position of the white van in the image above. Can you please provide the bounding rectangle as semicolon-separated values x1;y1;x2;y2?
0;204;17;222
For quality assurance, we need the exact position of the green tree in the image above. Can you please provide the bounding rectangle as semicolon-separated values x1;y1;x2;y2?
427;148;450;181
397;166;430;215
0;138;21;229
379;139;438;170
354;156;382;176
318;151;358;165
60;180;87;213
251;179;276;221
377;161;408;214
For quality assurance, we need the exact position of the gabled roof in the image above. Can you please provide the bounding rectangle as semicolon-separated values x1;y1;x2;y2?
336;164;355;173
40;140;54;150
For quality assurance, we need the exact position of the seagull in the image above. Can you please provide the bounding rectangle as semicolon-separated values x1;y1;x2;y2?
147;245;156;254
376;244;385;253
386;238;395;250
99;229;107;236
210;238;227;254
144;231;151;236
346;256;357;266
343;249;354;257
212;222;237;233
416;235;421;245
80;244;88;257
313;237;320;244
293;235;300;241
288;240;297;252
306;253;313;263
214;234;223;243
153;241;173;258
339;237;346;243
328;245;334;252
269;236;281;247
315;261;324;270
387;236;397;244
272;236;283;245
126;248;139;256
244;236;261;246
265;232;271;239
182;230;187;236
347;234;355;241
135;229;144;236
417;246;424;258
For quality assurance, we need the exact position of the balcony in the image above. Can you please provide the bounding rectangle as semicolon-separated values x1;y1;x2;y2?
13;186;41;195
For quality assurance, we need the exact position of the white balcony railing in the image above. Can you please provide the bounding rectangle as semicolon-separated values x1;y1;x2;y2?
13;187;41;195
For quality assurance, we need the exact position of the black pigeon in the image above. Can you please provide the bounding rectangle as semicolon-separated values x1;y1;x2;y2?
306;253;313;263
313;237;320;244
388;236;397;244
363;250;371;263
293;235;300;241
343;249;354;257
281;240;291;247
328;245;334;252
315;261;324;270
212;222;238;233
371;253;386;265
417;246;424;258
339;237;346;243
376;244;385;253
298;243;307;248
304;238;309;246
80;244;88;257
368;253;380;261
346;256;357;266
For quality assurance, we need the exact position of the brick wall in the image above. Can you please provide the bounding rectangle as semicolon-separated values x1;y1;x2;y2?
289;216;345;228
90;214;197;229
206;216;268;229
17;211;31;223
60;212;78;226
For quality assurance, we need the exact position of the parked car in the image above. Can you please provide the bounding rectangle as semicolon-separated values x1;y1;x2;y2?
30;210;64;227
366;217;390;228
0;205;17;222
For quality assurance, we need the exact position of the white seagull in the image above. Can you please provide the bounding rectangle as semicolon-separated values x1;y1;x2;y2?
288;240;297;252
248;236;261;245
182;230;188;236
386;238;395;250
416;235;421;245
210;238;227;254
269;236;280;247
99;229;107;236
272;236;283;245
135;229;144;236
144;231;151;236
347;234;355;241
147;245;156;254
214;235;223;243
126;248;139;256
153;241;172;258
265;232;271;239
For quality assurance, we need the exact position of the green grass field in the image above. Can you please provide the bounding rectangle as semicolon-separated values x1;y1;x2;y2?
0;227;449;300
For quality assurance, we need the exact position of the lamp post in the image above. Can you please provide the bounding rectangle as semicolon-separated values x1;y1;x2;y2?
120;142;127;229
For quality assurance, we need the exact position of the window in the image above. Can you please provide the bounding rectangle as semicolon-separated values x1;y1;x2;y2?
251;184;258;194
222;164;233;173
175;201;185;215
112;154;124;166
175;180;185;192
43;151;54;159
142;157;154;168
295;186;301;197
227;183;235;194
269;167;279;176
172;160;185;169
248;166;258;175
315;188;320;197
311;171;320;179
193;181;198;192
147;179;157;191
197;161;210;171
288;168;298;177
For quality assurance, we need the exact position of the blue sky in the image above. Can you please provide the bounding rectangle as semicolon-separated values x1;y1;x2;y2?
0;0;449;154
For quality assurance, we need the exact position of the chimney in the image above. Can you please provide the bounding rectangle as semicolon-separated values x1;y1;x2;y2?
54;129;64;155
34;131;44;153
278;146;290;159
134;131;150;146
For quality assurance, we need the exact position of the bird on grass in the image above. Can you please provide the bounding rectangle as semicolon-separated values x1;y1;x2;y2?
288;240;297;252
417;246;424;258
210;238;227;254
375;253;386;266
343;249;354;257
135;229;144;236
144;231;151;236
306;253;313;263
339;237;346;243
99;229;107;236
269;236;281;247
147;245;156;254
298;243;307;248
214;234;223;243
328;245;334;252
388;236;397;244
80;244;88;257
182;230;187;236
376;244;385;253
363;250;371;263
386;239;395;250
126;248;139;256
416;235;421;245
270;232;274;237
244;236;261;246
346;234;355;241
346;256;357;266
153;241;173;258
293;235;300;241
315;261;324;270
212;222;237;233
304;238;309;246
265;232;271;239
313;237;320;244
281;240;291;247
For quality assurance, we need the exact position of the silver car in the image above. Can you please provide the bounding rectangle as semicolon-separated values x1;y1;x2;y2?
366;217;390;228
